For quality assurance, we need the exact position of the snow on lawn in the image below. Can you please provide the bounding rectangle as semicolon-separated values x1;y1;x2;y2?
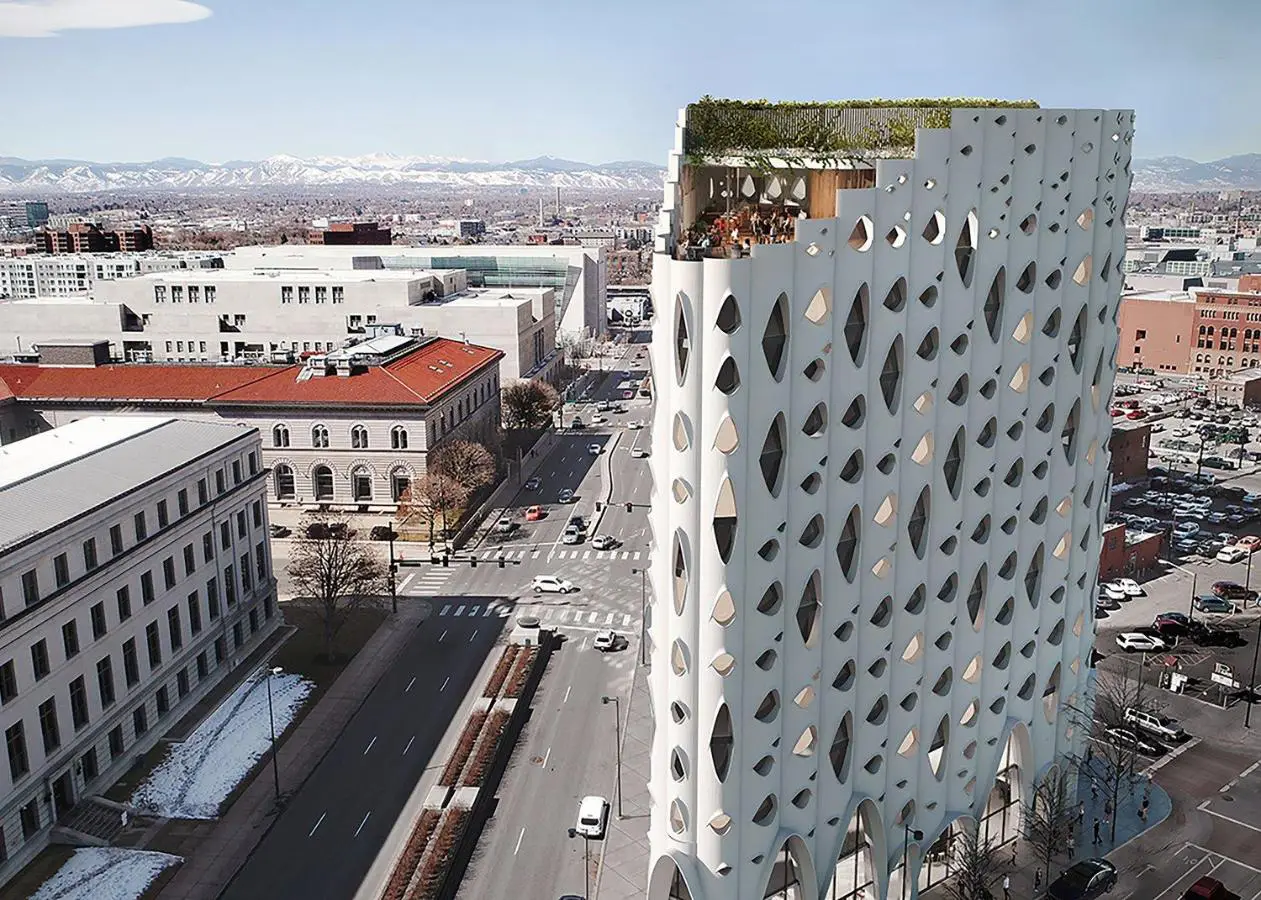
31;847;181;900
129;670;313;819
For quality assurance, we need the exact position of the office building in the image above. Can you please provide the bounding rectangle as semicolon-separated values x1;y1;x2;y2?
0;252;224;301
645;99;1132;899
0;416;279;886
0;332;503;509
309;222;392;246
25;203;49;230
226;242;608;339
41;224;154;255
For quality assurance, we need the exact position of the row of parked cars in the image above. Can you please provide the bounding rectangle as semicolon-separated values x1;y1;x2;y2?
1113;602;1247;653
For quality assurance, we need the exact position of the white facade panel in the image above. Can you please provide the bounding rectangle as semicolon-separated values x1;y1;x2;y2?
647;106;1133;899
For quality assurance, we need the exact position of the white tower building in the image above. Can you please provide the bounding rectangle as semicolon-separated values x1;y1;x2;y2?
645;100;1134;900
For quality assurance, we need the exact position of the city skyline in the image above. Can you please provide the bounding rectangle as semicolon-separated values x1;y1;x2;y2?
1;0;1258;164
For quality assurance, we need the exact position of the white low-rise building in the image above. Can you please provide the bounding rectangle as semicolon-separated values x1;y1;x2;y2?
0;252;224;300
0;416;279;885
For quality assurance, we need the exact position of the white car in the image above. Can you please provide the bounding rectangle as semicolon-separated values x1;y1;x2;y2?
562;528;582;545
1115;578;1144;597
559;488;575;503
575;795;610;839
1115;632;1169;652
532;574;578;594
588;443;602;456
1099;583;1127;602
1218;545;1249;563
591;534;619;550
630;447;649;458
593;630;621;651
626;420;644;430
591;414;608;425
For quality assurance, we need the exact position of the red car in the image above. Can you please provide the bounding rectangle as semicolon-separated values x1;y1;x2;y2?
1126;409;1148;419
1182;876;1229;900
524;506;545;522
1110;408;1125;417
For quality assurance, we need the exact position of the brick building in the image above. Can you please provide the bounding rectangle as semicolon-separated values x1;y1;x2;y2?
308;222;392;246
1109;421;1150;483
41;224;153;255
1118;275;1261;377
1098;522;1164;580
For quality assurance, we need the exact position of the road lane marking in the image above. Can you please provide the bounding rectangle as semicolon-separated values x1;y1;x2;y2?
439;630;447;642
515;827;527;855
354;811;371;837
308;812;326;837
564;685;572;703
1187;843;1261;874
441;676;450;692
470;628;479;642
399;573;416;592
405;677;416;693
1197;799;1261;834
364;736;377;755
1143;735;1201;775
543;746;551;768
403;735;415;756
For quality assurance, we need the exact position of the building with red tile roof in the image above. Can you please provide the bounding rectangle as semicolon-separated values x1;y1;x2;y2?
0;332;504;511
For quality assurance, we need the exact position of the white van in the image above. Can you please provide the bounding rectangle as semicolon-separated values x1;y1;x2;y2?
575;795;610;839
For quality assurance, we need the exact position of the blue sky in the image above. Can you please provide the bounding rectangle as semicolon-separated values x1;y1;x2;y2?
0;0;1256;164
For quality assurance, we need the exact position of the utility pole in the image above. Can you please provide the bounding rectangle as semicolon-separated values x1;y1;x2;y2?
632;566;648;666
388;522;398;614
264;666;283;803
603;696;623;818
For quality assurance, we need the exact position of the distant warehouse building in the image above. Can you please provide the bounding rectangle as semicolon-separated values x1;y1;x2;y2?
0;417;279;887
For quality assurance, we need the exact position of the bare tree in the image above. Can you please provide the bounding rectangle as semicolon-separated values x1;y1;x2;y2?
398;473;469;544
501;379;560;430
286;514;388;662
943;823;1000;900
1022;766;1078;886
432;440;496;492
1068;661;1156;842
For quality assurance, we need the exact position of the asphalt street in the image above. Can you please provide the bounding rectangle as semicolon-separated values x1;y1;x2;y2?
220;612;504;900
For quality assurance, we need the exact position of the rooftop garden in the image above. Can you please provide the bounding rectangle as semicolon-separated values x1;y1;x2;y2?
683;97;1040;167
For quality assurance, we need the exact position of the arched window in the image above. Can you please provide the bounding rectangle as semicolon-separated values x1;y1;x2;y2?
312;465;334;501
274;464;295;499
351;424;369;449
311;425;329;449
391;426;408;450
391;468;411;502
351;466;372;502
272;424;290;448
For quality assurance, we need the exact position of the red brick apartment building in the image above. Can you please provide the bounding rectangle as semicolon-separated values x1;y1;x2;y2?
41;223;153;254
1118;274;1261;376
308;222;392;245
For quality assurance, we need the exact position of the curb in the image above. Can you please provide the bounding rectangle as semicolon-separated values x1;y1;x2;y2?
592;651;646;900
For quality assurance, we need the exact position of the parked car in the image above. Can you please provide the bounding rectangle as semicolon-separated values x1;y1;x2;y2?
1237;535;1261;552
492;519;520;536
1191;628;1245;648
533;574;578;594
575;795;610;839
305;522;331;539
1124;707;1188;742
630;446;650;458
1183;876;1230;900
1217;545;1249;563
1104;726;1166;756
1099;583;1127;603
1194;594;1235;614
1047;859;1119;900
559;488;576;503
1153;612;1192;634
369;525;397;541
588;442;602;456
1213;581;1258;602
591;534;619;551
525;505;545;522
1115;578;1144;597
1115;632;1169;652
524;476;542;491
269;524;291;539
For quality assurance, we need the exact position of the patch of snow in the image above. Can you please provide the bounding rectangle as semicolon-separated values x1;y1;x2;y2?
129;671;313;819
31;847;181;900
1110;481;1135;495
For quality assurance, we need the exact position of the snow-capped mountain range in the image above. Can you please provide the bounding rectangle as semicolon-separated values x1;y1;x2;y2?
1131;154;1261;193
3;152;1258;195
0;153;666;193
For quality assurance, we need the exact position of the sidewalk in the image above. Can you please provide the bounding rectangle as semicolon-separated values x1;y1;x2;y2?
595;658;653;900
154;599;433;899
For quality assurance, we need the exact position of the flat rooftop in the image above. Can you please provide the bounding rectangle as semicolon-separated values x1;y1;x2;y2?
1120;290;1194;303
136;270;433;284
0;416;253;553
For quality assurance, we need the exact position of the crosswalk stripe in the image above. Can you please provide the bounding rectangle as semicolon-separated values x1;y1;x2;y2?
440;604;451;615
588;612;598;624
605;613;615;624
482;606;494;617
531;551;540;559
454;605;465;616
583;550;591;559
622;614;632;627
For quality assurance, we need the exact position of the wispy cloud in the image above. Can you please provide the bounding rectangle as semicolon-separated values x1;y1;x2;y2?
0;0;211;38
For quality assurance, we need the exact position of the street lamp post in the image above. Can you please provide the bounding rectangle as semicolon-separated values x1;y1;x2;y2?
901;824;924;900
1247;614;1261;729
388;521;398;614
631;566;648;667
567;828;591;899
602;695;623;819
264;666;283;803
1167;561;1199;625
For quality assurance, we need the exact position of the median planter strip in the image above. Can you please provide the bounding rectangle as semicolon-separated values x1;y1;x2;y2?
438;709;487;787
482;646;520;699
414;807;470;900
504;647;539;699
382;808;441;900
460;709;511;788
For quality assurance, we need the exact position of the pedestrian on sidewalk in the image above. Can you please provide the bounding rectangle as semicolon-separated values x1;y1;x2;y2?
1035;869;1043;891
1104;797;1113;819
1093;817;1101;844
1078;800;1086;826
1090;779;1098;800
1140;796;1150;821
1085;743;1094;766
1003;874;1010;900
